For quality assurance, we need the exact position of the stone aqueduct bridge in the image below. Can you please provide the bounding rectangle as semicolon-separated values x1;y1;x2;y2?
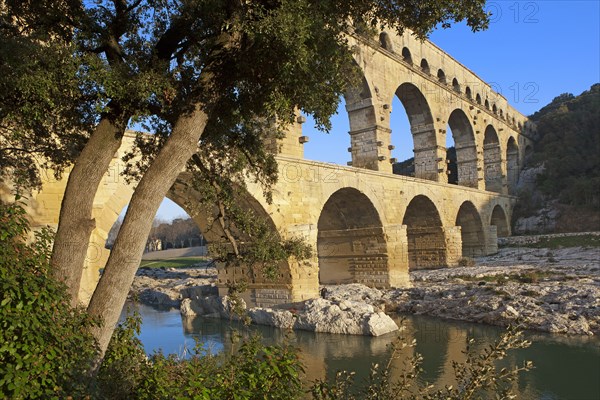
14;30;534;306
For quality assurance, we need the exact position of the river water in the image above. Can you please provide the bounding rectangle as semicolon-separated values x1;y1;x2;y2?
127;303;600;399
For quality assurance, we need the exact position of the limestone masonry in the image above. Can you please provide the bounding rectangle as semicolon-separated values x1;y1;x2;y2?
2;29;533;306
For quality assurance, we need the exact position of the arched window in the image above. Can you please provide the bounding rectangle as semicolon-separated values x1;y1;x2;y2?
476;93;482;104
452;78;460;93
420;58;430;74
465;86;472;99
401;47;412;64
484;99;490;110
437;69;446;84
379;32;393;51
492;104;497;114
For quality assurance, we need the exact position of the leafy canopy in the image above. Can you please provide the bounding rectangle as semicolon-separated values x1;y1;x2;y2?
1;0;490;191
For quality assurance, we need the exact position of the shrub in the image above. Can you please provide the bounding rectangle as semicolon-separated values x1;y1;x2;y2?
97;315;304;400
0;200;98;399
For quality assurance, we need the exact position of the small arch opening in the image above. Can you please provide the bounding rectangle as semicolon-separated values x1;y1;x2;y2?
484;99;490;110
465;86;472;99
452;78;460;93
437;69;446;84
402;47;413;64
476;93;482;105
420;58;430;74
379;32;393;51
492;104;497;114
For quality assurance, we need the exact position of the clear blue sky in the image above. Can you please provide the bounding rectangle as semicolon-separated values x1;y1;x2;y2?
157;0;599;220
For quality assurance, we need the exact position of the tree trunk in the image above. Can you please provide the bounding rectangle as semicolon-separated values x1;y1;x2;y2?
87;103;208;360
51;117;126;305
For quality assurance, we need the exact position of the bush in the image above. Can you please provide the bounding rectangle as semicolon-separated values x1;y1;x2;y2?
0;200;98;399
98;316;304;400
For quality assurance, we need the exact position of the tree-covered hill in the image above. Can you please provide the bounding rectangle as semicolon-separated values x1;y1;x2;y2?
514;84;600;233
528;84;600;208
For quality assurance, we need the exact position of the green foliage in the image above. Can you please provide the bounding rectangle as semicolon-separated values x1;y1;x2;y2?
0;200;98;399
0;20;91;190
2;0;490;192
96;312;154;398
527;84;600;208
98;315;304;400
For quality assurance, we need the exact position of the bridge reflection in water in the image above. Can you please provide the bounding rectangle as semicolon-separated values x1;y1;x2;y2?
127;303;600;400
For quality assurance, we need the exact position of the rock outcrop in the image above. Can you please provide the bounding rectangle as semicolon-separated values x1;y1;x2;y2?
182;296;398;336
250;298;398;336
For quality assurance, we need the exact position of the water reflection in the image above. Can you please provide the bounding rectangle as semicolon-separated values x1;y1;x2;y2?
124;303;600;400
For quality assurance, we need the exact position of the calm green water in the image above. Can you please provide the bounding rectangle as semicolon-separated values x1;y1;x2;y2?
126;303;600;399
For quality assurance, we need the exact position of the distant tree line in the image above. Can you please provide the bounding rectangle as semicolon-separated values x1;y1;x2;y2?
106;217;204;251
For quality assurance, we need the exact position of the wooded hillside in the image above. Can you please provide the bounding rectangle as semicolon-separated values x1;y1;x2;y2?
528;84;600;208
513;84;600;233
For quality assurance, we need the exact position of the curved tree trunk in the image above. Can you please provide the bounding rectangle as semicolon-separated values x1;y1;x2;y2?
51;117;127;305
87;104;208;360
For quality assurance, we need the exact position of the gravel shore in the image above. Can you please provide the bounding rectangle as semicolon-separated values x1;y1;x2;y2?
129;243;600;336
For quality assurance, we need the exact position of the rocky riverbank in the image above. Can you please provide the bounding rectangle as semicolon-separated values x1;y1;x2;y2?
128;242;600;336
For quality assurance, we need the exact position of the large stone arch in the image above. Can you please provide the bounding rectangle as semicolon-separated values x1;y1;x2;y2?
393;82;438;181
483;125;503;193
317;187;390;287
506;136;519;195
402;195;450;269
455;201;485;257
490;205;510;237
168;177;294;306
447;109;480;188
345;59;386;171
